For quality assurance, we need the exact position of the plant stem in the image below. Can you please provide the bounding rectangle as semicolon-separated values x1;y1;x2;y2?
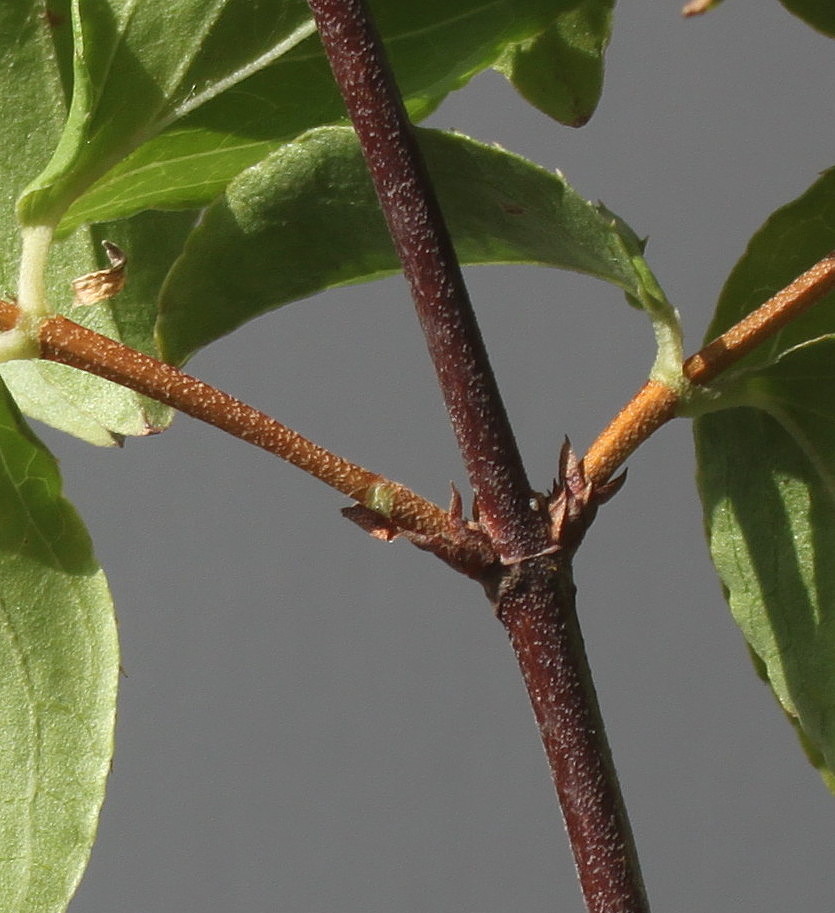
494;555;649;913
582;381;680;486
306;2;650;912
306;0;550;564
0;300;477;548
584;249;835;486
683;250;835;384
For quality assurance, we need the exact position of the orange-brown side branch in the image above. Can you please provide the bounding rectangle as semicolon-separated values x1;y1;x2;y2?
0;299;18;331
582;250;835;487
0;300;492;560
582;381;679;488
684;250;835;384
38;313;456;540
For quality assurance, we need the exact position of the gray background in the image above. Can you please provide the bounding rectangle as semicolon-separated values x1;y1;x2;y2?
57;1;834;910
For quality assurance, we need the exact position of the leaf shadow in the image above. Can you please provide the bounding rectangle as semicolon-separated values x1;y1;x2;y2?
697;406;835;775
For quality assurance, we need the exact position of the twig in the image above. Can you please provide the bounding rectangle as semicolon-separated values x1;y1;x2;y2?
584;250;835;486
582;381;679;487
0;299;493;572
683;250;835;384
305;0;550;564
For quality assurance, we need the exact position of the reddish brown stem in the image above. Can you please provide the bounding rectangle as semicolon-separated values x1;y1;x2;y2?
494;555;649;913
306;0;550;564
305;3;650;912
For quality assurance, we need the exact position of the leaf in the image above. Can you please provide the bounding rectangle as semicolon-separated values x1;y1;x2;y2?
0;380;118;911
0;4;193;443
694;339;835;790
18;0;318;227
778;0;835;38
0;2;72;301
694;169;835;789
494;0;615;127
156;125;666;365
52;0;568;234
20;0;568;232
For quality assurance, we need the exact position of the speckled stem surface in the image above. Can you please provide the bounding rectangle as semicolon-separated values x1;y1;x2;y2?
305;2;651;910
306;0;550;563
29;308;450;539
494;554;650;913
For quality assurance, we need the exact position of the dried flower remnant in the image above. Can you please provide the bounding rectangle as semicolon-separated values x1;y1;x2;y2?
72;241;127;305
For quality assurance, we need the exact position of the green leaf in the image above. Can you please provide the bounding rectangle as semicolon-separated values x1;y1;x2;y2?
0;380;118;911
50;0;568;234
494;0;615;127
701;167;835;368
695;169;835;790
778;0;835;38
0;2;72;299
0;4;192;443
156;126;670;366
18;0;318;227
695;339;835;790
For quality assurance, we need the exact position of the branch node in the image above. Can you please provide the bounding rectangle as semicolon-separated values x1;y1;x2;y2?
548;439;627;553
343;491;498;581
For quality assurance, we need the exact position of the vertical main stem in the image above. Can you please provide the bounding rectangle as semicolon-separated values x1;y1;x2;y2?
306;0;550;562
496;556;650;913
305;3;649;911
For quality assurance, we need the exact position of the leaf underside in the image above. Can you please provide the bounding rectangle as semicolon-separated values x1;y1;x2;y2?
494;0;615;127
695;168;835;790
156;126;662;365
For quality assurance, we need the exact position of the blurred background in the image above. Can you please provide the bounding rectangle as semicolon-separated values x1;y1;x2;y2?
60;1;834;910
